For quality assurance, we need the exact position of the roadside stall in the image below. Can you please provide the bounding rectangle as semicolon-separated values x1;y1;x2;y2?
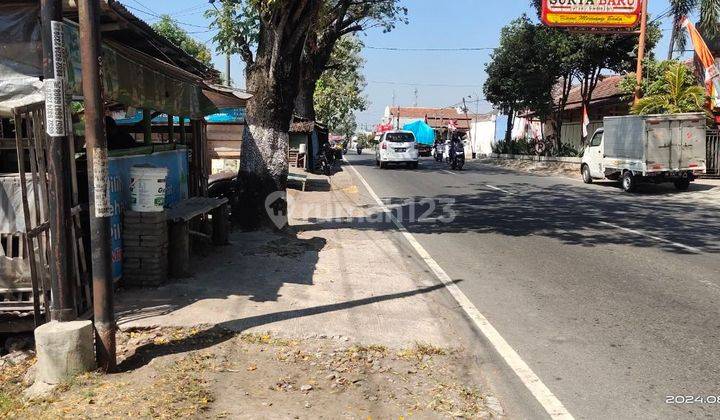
0;1;241;331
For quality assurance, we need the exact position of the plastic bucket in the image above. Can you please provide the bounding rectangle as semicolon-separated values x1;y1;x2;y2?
129;166;168;212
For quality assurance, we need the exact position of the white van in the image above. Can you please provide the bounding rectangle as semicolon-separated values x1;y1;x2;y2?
582;114;706;192
375;130;419;169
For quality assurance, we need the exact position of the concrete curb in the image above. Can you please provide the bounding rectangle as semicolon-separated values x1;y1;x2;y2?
488;153;582;165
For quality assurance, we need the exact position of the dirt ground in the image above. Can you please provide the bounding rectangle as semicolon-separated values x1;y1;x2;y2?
2;327;501;419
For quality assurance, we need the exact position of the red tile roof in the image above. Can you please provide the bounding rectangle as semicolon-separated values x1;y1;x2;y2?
562;75;628;110
389;107;470;120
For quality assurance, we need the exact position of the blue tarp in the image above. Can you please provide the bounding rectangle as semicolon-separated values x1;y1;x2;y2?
115;108;246;125
402;120;435;145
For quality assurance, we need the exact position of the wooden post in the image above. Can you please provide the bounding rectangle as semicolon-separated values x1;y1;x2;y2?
211;203;229;246
168;221;190;278
78;0;116;371
167;114;174;143
179;117;186;144
41;0;75;322
634;0;649;105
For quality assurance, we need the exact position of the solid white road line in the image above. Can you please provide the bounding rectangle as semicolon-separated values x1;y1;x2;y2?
344;159;575;420
485;184;513;194
441;169;458;176
598;221;702;254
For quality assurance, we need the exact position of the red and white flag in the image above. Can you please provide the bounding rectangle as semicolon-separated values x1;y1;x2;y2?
582;105;590;138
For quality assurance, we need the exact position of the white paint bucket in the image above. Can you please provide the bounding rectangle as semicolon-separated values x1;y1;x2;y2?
129;166;168;212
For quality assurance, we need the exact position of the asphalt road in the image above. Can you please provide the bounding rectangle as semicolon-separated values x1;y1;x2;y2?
344;152;720;419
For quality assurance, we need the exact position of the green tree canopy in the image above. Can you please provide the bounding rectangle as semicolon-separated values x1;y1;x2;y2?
152;15;213;66
314;35;368;138
630;61;708;115
484;16;564;141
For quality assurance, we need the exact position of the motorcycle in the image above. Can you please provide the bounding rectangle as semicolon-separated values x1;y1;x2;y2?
448;140;465;170
317;143;338;176
356;145;363;155
433;143;444;162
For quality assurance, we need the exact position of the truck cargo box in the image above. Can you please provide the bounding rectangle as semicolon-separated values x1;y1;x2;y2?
603;113;706;173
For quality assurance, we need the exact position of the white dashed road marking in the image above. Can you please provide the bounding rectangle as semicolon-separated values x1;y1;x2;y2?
598;221;702;254
485;184;513;194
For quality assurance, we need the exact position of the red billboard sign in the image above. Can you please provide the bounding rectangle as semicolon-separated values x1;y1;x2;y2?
542;0;642;28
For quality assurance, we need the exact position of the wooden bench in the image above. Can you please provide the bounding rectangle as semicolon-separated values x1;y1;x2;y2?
288;173;308;191
166;197;229;278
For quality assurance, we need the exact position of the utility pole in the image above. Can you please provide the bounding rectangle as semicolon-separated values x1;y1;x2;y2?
225;54;231;86
463;97;475;159
634;0;649;104
78;0;116;371
413;87;418;107
41;0;75;322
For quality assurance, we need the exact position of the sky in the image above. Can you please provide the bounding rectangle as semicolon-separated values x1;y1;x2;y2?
124;0;685;129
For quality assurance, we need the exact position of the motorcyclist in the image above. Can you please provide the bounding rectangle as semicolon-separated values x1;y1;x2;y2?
448;132;465;169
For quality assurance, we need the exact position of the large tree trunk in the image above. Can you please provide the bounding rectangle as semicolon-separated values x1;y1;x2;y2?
235;0;322;231
293;31;336;121
504;109;514;143
294;68;318;121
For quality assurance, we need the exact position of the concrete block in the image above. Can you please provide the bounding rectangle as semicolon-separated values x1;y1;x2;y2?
33;321;95;385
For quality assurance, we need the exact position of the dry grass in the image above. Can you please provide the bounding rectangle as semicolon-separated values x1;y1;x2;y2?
397;342;448;361
0;357;35;416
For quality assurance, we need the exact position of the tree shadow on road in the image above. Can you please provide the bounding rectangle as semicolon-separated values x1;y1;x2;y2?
294;180;720;254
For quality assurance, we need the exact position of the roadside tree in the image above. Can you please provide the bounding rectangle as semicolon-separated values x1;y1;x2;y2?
207;0;323;229
314;35;368;140
295;0;407;121
667;0;720;59
152;15;213;66
629;61;708;115
484;16;562;142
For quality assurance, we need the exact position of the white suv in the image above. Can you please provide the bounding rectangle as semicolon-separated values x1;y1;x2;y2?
375;130;419;169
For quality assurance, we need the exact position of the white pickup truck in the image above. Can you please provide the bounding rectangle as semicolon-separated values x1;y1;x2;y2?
581;113;707;192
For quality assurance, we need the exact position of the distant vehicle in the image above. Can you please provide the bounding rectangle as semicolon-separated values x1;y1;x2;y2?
582;113;707;192
376;130;419;169
402;120;434;157
448;138;465;170
433;142;444;162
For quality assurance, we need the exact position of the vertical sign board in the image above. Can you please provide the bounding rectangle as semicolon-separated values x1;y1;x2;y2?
45;21;68;138
542;0;642;28
44;79;67;137
50;21;66;81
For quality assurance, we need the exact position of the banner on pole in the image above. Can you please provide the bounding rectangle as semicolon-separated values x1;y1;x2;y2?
542;0;642;28
44;78;67;137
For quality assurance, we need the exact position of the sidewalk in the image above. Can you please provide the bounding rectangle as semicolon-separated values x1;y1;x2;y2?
6;168;503;419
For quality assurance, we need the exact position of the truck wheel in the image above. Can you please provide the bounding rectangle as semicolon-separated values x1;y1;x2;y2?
621;171;637;192
581;165;593;184
674;179;690;191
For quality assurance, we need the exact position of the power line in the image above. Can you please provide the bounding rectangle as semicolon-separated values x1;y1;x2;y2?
365;46;495;52
123;4;210;29
368;80;484;88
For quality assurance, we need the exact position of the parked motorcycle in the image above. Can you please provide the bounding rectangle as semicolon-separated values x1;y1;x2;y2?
319;143;339;176
356;145;363;155
433;143;444;162
448;140;465;170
